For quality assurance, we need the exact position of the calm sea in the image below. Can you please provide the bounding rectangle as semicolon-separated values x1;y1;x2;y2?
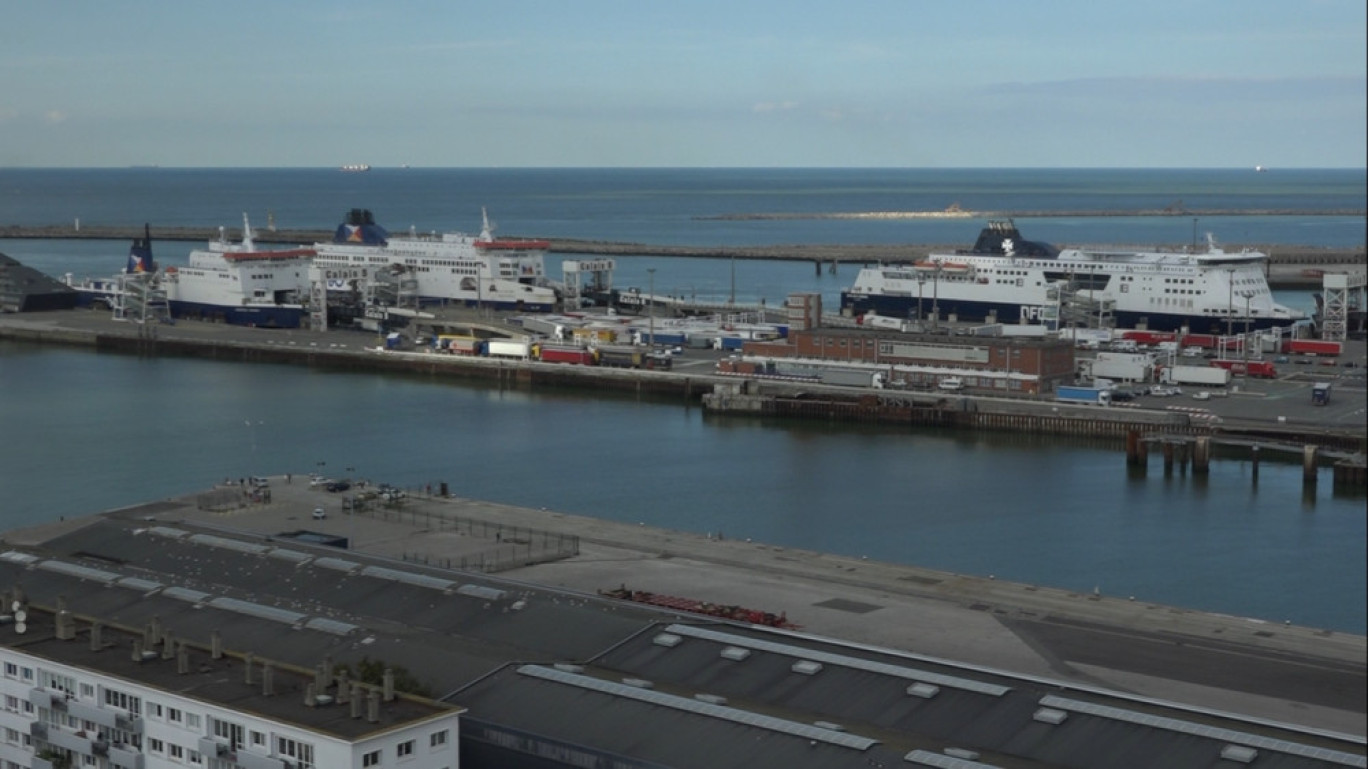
1;168;1364;632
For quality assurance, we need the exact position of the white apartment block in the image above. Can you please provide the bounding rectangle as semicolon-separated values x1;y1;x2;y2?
0;609;461;769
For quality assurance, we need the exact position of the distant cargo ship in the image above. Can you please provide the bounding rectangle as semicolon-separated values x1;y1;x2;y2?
340;164;371;172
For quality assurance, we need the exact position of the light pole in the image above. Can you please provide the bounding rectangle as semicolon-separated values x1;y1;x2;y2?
1241;290;1254;368
647;268;656;349
916;276;926;323
1225;268;1235;342
729;256;736;306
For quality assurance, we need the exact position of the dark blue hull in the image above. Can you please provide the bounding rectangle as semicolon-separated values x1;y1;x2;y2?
840;293;1298;334
168;300;306;328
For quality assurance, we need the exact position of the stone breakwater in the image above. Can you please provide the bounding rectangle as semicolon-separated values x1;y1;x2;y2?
1;224;1362;287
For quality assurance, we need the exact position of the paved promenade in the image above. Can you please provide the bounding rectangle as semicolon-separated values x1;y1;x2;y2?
15;475;1357;738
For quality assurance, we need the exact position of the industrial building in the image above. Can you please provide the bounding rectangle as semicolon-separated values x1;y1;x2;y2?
1;504;1363;769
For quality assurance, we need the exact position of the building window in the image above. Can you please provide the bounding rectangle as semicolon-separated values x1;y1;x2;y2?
276;736;315;768
363;750;382;767
430;730;448;748
397;739;415;757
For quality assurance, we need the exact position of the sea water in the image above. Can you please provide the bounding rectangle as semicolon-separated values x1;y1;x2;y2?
0;168;1363;632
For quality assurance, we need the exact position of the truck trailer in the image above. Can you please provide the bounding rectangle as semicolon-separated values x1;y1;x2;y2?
1161;365;1232;387
1056;385;1112;406
1089;352;1153;382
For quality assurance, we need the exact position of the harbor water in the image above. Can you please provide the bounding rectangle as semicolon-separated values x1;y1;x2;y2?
0;168;1364;633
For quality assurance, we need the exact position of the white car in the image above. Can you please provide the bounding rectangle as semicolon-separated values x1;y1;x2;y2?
1192;391;1211;401
312;507;326;520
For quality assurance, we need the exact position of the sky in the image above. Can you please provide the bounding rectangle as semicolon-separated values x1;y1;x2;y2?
2;1;1364;168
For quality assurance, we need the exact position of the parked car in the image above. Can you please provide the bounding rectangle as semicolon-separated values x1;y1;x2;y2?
1192;391;1211;401
325;481;350;493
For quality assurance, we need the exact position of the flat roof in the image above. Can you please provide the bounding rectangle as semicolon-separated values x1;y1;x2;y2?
2;514;1362;768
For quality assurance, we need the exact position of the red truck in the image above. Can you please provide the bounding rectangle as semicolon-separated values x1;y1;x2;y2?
1210;359;1277;378
1282;339;1342;357
536;345;596;365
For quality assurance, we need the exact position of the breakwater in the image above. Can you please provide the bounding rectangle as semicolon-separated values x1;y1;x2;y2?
2;223;1362;269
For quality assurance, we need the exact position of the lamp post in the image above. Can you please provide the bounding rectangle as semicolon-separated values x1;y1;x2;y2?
916;275;926;323
1225;268;1235;342
647;268;656;349
729;256;736;306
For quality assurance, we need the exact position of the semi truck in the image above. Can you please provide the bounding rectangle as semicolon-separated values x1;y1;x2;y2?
816;367;886;388
1160;365;1231;387
1056;385;1112;406
1089;352;1153;382
1312;382;1332;406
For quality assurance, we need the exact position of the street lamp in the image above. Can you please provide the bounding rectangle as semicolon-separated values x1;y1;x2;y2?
647;268;656;348
916;275;926;323
1225;268;1236;341
729;256;736;306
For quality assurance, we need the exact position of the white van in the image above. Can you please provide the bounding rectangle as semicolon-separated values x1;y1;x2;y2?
938;377;965;391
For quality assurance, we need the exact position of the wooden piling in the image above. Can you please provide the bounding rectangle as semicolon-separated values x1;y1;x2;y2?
1303;444;1319;484
1163;441;1175;473
1192;436;1210;475
1251;445;1260;482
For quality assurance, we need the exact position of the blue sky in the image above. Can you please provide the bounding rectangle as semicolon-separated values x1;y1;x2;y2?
3;1;1364;168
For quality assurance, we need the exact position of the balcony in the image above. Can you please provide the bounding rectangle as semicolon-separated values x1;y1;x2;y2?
107;743;145;769
65;700;121;730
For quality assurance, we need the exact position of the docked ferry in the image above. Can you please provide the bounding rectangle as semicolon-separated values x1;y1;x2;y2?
159;214;315;327
312;208;559;312
840;221;1305;333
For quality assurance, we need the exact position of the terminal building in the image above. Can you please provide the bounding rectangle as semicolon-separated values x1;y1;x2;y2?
1;505;1364;769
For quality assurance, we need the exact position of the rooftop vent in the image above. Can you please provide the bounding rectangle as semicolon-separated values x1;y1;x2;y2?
907;682;941;699
1034;708;1068;725
791;660;823;676
720;646;751;662
652;633;682;648
1220;745;1257;764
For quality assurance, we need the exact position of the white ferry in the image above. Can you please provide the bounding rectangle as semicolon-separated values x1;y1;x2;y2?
313;208;559;312
840;220;1305;333
160;214;316;327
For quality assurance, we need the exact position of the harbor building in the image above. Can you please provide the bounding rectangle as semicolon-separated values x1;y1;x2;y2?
738;327;1076;394
1;491;1363;769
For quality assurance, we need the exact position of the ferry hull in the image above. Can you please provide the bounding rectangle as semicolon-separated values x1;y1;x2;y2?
167;300;306;328
840;292;1299;334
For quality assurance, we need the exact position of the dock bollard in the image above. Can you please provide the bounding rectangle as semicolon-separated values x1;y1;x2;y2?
1192;436;1210;475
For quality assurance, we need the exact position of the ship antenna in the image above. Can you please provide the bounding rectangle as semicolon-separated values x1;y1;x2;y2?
241;212;255;250
480;206;495;241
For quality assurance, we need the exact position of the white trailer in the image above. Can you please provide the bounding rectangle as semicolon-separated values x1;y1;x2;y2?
1089;352;1153;382
486;339;531;359
1161;364;1231;387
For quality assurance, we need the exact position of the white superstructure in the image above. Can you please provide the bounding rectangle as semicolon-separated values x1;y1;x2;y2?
841;221;1305;333
159;214;315;327
314;208;558;312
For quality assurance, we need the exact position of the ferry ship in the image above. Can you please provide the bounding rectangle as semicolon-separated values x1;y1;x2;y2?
313;208;559;312
159;214;316;327
840;221;1305;333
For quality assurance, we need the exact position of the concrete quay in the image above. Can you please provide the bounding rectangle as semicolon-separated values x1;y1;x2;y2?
14;475;1358;738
